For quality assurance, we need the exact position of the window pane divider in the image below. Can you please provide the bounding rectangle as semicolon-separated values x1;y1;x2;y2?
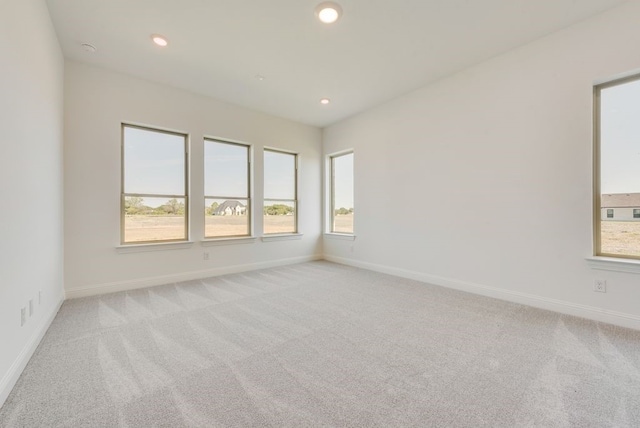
205;195;249;199
124;193;186;199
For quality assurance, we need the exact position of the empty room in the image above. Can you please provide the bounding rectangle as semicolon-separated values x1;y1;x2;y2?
2;0;640;426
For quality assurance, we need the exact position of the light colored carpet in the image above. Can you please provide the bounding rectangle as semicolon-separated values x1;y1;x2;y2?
1;261;639;427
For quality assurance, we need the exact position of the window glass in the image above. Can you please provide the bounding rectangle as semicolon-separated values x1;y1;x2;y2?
264;150;297;234
596;77;640;257
122;125;188;244
330;152;354;234
204;139;250;238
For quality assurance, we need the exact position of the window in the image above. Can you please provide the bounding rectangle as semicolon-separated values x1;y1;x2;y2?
204;139;251;238
329;151;354;234
121;124;188;244
595;74;640;258
264;149;297;234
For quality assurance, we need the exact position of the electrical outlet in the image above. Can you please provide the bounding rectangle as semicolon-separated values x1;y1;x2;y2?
29;299;34;317
594;280;607;293
203;252;209;260
21;308;26;326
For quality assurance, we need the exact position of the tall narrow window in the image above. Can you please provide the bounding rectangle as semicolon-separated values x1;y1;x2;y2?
264;149;298;234
121;124;188;244
204;139;251;238
595;75;640;258
330;152;354;234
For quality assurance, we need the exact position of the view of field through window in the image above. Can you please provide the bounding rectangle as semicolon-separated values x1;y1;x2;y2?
204;140;250;238
124;197;186;242
123;131;357;241
598;77;640;257
264;150;297;234
122;126;187;243
331;152;354;234
204;198;249;237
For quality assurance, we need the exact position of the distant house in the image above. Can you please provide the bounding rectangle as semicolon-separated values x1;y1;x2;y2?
601;193;640;221
214;200;246;216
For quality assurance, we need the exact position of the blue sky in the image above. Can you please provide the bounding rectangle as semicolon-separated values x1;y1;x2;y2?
264;150;296;203
333;153;354;209
204;140;248;198
123;126;185;198
600;78;640;194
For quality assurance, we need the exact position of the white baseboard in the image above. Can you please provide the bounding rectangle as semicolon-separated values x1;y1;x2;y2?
324;255;640;331
65;255;323;299
0;294;64;409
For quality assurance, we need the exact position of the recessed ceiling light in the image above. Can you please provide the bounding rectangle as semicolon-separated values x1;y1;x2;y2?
320;98;331;105
81;43;97;53
255;74;266;81
315;2;342;24
151;34;168;47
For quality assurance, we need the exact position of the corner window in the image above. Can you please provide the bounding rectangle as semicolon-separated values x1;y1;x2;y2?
595;75;640;258
204;139;251;238
329;151;354;234
264;149;297;234
121;124;188;244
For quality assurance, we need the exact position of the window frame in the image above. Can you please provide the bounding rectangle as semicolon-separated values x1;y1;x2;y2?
120;123;189;245
263;148;299;235
593;73;640;260
328;150;354;235
203;138;252;239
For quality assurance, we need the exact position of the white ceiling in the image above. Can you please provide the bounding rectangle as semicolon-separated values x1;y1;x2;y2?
46;0;627;127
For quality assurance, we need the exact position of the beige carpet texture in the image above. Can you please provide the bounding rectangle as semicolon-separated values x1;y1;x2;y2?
1;261;639;427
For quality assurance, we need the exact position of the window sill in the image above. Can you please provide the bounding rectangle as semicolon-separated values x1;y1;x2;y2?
262;233;303;242
201;237;257;247
116;241;195;254
324;233;356;241
586;256;640;274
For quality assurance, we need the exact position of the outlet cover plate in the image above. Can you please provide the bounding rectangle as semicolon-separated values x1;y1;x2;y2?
594;279;607;293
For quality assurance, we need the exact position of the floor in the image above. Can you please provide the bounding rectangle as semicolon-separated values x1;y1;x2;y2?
1;261;639;427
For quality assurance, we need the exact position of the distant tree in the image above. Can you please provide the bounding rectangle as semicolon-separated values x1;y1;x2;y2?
264;204;293;216
335;207;350;215
207;201;219;216
124;196;145;215
160;198;184;215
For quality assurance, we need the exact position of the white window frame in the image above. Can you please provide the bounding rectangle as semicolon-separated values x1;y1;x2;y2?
593;73;640;262
120;123;189;245
326;150;354;236
203;138;252;239
263;148;299;235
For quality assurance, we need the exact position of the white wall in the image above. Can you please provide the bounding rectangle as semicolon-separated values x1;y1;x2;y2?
64;62;322;296
323;1;640;329
0;0;65;407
